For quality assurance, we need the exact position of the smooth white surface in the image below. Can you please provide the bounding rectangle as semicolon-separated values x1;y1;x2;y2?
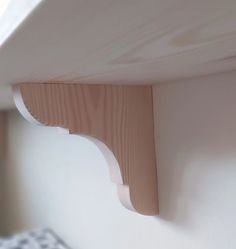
0;0;41;46
0;0;10;17
3;72;236;248
0;0;41;110
1;0;236;109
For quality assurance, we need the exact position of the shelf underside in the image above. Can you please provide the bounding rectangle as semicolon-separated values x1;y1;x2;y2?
1;0;236;109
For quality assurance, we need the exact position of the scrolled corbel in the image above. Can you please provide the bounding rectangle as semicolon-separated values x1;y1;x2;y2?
13;83;158;215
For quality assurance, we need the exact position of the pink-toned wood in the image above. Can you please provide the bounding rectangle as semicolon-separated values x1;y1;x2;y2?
13;83;158;215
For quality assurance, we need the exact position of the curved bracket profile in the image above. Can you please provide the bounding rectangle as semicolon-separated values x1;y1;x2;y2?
13;83;158;215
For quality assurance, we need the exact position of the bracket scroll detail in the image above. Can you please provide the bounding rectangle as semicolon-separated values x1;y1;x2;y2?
13;83;158;215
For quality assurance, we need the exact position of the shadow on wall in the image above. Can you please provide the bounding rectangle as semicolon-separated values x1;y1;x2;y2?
153;77;236;235
4;113;35;232
0;112;7;235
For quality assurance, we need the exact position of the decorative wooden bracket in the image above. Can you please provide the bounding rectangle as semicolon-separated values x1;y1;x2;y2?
13;83;158;215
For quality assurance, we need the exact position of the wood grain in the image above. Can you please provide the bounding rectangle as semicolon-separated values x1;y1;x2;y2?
13;83;159;215
2;0;236;109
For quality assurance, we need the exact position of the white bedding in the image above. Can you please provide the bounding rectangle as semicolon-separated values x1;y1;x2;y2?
0;228;70;249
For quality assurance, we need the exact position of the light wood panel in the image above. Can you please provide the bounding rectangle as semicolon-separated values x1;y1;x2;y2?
13;83;159;215
1;0;236;109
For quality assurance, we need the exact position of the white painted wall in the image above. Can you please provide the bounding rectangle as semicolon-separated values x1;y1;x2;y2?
4;72;236;249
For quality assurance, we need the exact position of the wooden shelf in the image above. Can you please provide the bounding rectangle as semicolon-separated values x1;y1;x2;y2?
1;0;236;109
